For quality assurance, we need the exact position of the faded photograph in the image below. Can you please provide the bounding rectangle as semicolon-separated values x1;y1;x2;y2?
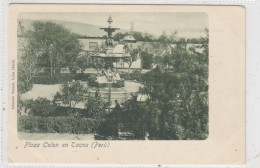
17;13;209;140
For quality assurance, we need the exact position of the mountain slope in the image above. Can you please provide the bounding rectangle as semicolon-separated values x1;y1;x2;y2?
18;19;128;37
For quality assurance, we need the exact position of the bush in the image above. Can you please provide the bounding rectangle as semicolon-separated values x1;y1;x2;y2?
32;73;72;84
20;97;91;117
88;81;105;88
97;118;119;137
88;74;97;82
88;80;125;88
74;73;90;81
18;116;96;134
26;98;55;117
53;81;87;108
96;106;123;137
111;80;125;88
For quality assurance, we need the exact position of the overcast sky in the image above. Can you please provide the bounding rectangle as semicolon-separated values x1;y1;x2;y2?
19;12;208;38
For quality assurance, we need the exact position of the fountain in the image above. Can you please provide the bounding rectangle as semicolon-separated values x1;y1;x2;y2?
90;68;124;88
89;16;130;88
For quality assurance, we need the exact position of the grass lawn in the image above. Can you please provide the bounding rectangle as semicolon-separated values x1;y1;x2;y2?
18;132;95;140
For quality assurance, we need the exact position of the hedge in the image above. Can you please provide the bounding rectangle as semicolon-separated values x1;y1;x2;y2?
120;70;144;82
32;73;90;85
47;106;91;118
18;116;97;134
19;98;92;118
88;80;125;88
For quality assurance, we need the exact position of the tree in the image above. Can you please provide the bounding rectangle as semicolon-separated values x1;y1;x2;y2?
132;31;143;41
113;31;155;42
140;51;153;69
125;28;209;140
25;21;82;78
143;33;155;42
53;81;87;108
139;32;177;69
123;45;139;70
17;21;40;94
75;52;91;73
27;98;55;117
120;97;148;139
113;32;129;41
85;96;109;133
90;57;106;72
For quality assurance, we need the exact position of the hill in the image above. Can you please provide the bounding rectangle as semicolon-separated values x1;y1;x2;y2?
18;19;128;37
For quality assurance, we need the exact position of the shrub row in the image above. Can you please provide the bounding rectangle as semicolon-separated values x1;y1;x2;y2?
32;71;144;85
48;106;92;118
88;80;125;88
19;98;92;118
112;80;125;88
32;73;90;84
18;116;97;134
120;70;144;82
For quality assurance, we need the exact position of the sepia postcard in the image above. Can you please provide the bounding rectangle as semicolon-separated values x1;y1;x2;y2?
8;4;245;165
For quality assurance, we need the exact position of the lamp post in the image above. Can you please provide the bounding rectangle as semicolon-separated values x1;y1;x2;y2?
49;44;54;82
108;81;112;113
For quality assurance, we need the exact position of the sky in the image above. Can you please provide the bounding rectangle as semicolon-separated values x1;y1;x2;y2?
19;12;208;38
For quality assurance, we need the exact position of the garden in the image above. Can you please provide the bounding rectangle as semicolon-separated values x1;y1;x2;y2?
17;20;209;140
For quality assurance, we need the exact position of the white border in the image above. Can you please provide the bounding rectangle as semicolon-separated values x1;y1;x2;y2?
1;0;260;167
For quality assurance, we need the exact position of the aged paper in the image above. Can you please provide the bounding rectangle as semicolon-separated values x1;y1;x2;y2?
8;4;245;164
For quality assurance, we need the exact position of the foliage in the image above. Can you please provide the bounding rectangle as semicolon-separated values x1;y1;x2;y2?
53;81;87;108
96;101;125;138
88;74;125;88
85;96;109;132
32;73;89;85
50;106;91;118
18;26;208;140
139;51;153;69
113;31;155;42
103;28;209;140
17;22;40;94
18;115;96;134
17;58;37;94
88;74;98;87
17;97;34;116
123;45;139;69
32;73;72;84
90;57;106;72
88;74;97;83
97;117;119;138
18;97;92;118
24;21;82;78
120;97;148;139
24;98;55;117
139;29;209;140
111;80;125;88
113;32;128;41
120;70;143;82
75;52;91;73
73;73;90;81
